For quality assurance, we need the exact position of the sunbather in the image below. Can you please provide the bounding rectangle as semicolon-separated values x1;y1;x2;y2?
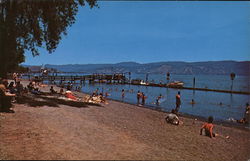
165;109;181;125
200;116;216;138
65;90;77;101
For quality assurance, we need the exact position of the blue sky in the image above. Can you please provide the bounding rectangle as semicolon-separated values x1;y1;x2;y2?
24;1;250;65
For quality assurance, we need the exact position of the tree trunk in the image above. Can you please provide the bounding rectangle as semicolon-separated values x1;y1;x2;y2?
0;3;7;78
0;1;14;78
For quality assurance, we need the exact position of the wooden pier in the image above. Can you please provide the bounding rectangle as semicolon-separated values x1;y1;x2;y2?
22;73;250;95
130;83;250;95
24;73;127;84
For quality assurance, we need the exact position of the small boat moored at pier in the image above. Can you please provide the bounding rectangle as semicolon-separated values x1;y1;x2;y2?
167;81;184;88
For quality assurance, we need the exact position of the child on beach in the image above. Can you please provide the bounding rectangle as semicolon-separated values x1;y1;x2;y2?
156;94;163;106
121;89;125;100
165;109;182;125
200;116;216;138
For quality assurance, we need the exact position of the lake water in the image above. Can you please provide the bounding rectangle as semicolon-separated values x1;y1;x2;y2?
44;73;250;124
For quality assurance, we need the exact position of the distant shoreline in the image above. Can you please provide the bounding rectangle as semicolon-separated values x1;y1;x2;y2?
22;60;250;75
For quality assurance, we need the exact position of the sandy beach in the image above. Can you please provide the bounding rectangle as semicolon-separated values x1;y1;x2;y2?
0;81;249;160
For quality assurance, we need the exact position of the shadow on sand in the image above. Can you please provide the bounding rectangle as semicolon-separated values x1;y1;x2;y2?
15;94;102;108
0;109;15;113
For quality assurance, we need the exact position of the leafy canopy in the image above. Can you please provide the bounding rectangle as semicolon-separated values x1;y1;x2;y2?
0;0;97;77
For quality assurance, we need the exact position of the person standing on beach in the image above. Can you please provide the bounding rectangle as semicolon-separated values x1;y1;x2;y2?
175;91;181;113
121;89;125;100
244;103;250;124
141;92;147;105
137;90;141;105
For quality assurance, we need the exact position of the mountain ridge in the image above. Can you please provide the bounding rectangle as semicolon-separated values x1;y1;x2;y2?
23;61;250;75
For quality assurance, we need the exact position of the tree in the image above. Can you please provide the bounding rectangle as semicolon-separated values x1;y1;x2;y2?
0;0;97;78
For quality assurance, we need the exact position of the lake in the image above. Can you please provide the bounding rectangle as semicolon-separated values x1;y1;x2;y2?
80;74;249;122
43;73;250;124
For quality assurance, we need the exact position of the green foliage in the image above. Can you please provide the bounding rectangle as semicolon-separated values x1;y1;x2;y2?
0;0;97;78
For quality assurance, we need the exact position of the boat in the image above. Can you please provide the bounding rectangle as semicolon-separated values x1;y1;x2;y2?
167;81;184;88
131;79;147;85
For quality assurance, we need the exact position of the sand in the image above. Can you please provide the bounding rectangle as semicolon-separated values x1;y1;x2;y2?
0;81;249;160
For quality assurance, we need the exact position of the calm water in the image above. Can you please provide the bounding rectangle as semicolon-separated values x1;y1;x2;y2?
45;73;250;124
80;82;249;122
54;73;250;92
129;73;250;92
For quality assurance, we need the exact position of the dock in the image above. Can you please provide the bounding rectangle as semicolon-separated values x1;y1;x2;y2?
22;73;250;95
23;73;127;84
132;83;250;95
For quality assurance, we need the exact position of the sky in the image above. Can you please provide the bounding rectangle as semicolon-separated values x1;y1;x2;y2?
24;1;250;65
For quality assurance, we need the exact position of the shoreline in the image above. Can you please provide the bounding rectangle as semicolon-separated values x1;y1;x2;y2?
23;74;250;95
11;79;250;129
71;89;250;131
0;79;249;160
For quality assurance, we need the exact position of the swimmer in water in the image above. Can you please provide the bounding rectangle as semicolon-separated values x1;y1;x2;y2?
190;99;196;104
156;94;163;106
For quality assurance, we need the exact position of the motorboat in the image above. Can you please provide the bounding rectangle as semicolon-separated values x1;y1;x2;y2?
167;81;184;88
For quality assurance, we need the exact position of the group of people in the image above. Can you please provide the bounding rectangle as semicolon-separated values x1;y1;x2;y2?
2;73;248;140
165;109;228;139
136;90;147;106
229;103;250;124
0;77;24;111
0;78;24;97
86;88;108;104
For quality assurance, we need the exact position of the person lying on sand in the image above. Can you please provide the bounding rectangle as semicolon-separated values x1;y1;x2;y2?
65;90;77;101
82;93;108;104
165;109;183;125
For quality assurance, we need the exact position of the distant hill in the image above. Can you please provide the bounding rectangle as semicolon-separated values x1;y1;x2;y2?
25;61;250;75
